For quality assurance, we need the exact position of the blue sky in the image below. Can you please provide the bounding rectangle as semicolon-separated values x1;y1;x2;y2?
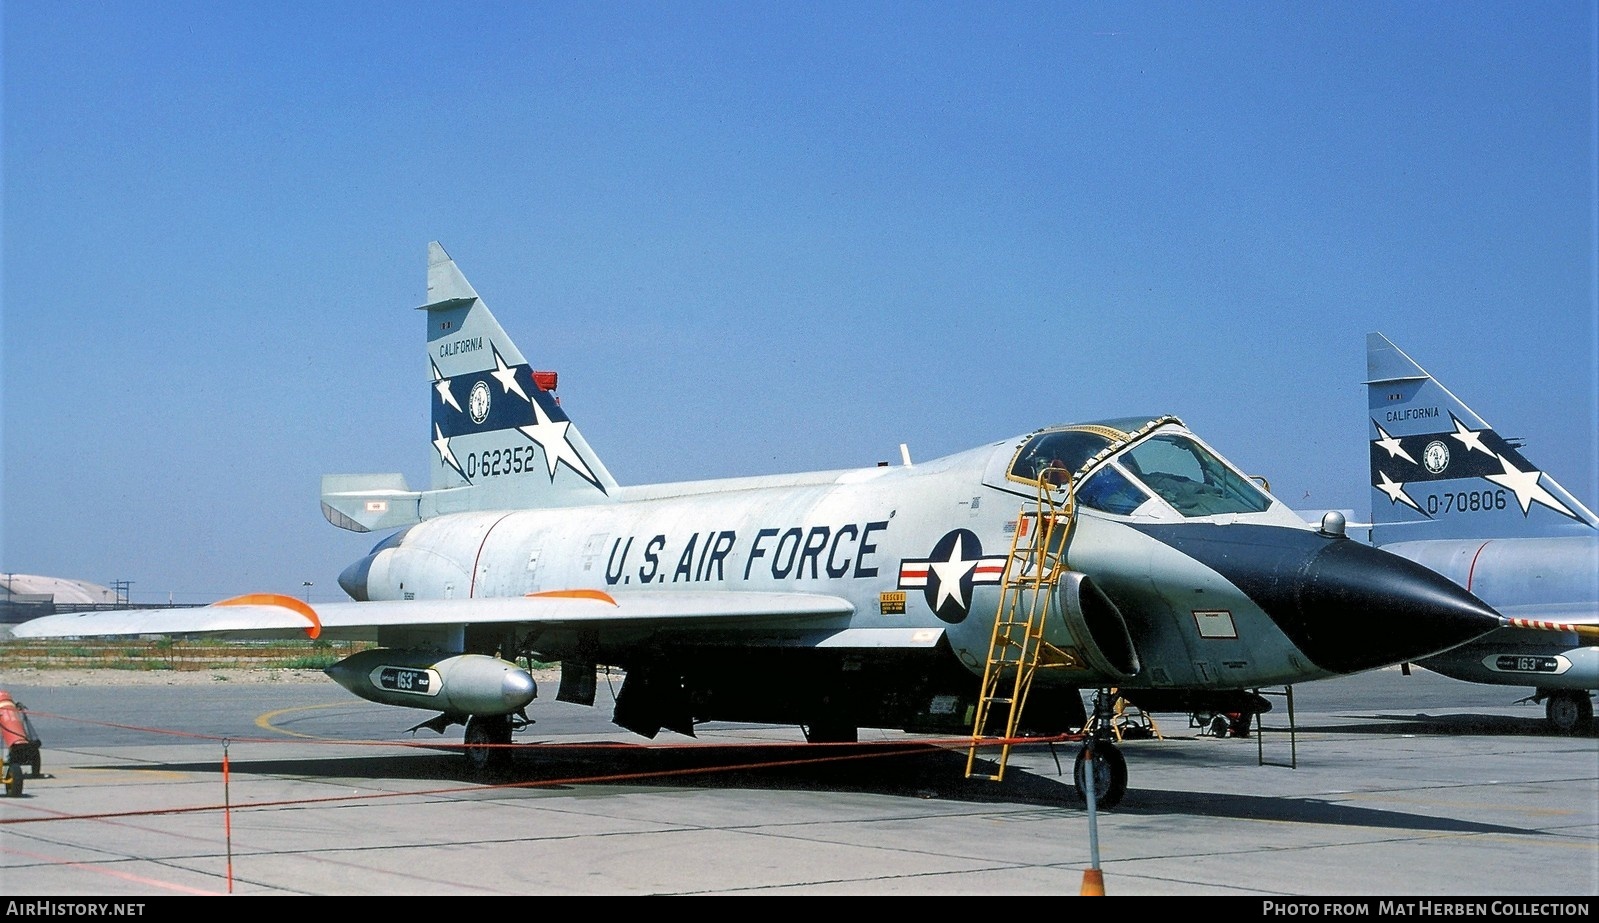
4;2;1595;604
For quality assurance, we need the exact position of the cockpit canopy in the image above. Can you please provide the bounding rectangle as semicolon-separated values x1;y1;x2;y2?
1007;416;1274;518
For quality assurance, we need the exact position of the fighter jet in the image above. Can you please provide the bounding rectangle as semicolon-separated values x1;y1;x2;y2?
1363;332;1598;734
14;245;1504;807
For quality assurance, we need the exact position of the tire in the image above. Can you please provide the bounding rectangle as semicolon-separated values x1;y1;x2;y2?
1545;691;1594;736
2;760;21;798
13;745;41;778
463;715;513;775
1073;742;1127;809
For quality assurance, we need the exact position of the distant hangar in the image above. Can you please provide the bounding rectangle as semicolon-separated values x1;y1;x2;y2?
1;574;120;626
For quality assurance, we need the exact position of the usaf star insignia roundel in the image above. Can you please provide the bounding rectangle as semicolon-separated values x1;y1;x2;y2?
897;528;1007;624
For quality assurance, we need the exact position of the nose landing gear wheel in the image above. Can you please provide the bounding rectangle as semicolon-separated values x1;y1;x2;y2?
463;715;513;775
1073;742;1127;809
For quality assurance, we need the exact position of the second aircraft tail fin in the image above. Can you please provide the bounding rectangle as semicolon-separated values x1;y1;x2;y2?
1365;331;1597;544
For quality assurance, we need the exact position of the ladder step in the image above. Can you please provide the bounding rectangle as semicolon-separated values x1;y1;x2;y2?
973;493;1077;784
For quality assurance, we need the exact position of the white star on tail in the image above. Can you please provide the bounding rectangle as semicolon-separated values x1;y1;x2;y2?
433;423;466;479
928;537;978;611
431;360;461;413
1449;417;1491;456
1376;470;1422;512
1372;422;1416;464
1484;455;1570;516
518;399;598;483
490;346;530;402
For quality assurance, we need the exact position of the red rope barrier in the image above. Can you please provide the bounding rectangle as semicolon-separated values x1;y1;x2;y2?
2;707;1080;828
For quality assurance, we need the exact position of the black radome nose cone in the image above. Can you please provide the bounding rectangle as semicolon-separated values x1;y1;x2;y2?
1132;524;1501;675
1288;537;1501;673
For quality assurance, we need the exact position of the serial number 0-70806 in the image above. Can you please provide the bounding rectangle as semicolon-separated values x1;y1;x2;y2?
1424;489;1506;515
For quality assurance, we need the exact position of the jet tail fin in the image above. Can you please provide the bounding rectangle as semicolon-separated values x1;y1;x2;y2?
323;243;619;531
1365;332;1598;544
421;242;620;510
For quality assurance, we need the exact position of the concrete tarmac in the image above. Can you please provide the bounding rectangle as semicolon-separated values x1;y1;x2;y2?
1;667;1595;897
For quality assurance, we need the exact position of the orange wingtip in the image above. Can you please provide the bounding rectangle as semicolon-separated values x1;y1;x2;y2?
214;593;323;639
526;588;618;606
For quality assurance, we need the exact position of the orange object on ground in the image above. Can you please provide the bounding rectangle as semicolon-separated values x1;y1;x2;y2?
0;689;42;797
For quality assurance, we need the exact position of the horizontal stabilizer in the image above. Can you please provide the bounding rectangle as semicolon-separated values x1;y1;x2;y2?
321;474;424;532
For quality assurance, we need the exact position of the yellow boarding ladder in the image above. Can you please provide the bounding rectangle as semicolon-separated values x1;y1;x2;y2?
964;478;1077;781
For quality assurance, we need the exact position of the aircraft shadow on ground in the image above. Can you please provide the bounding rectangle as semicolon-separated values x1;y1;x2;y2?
103;737;1539;837
1118;786;1535;834
1302;713;1598;738
1135;707;1592;739
130;742;1060;802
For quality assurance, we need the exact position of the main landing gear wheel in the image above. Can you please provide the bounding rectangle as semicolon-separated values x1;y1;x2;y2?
463;715;513;775
1073;741;1127;809
1545;691;1594;736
